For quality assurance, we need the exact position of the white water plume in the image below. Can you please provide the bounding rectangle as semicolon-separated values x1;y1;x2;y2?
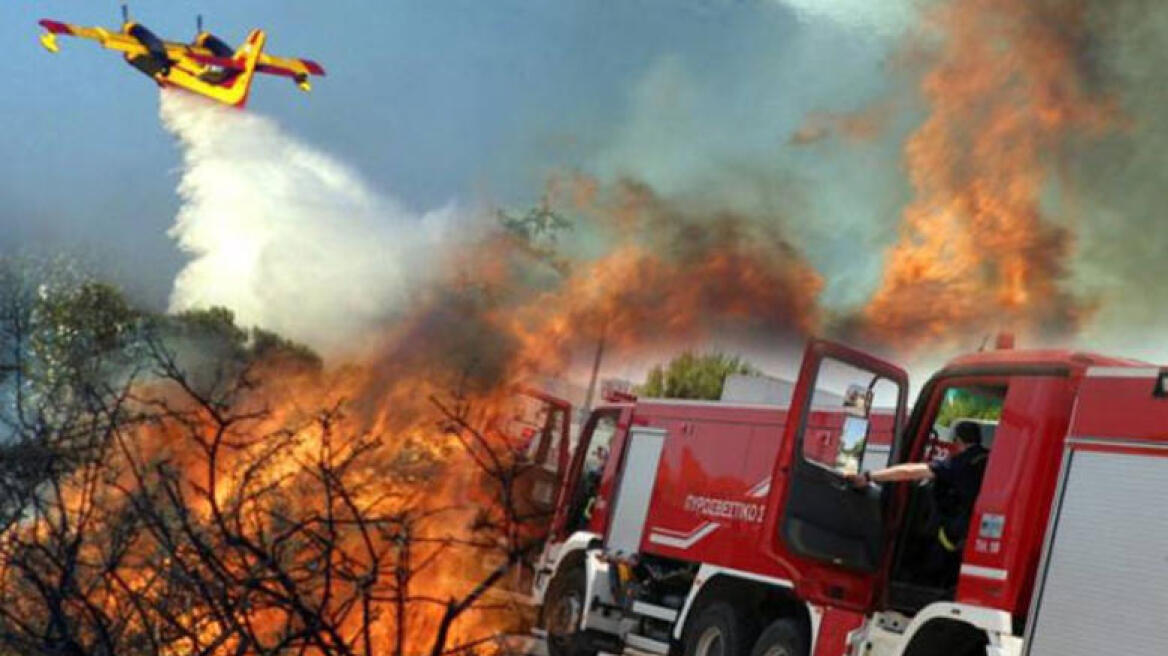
160;91;459;355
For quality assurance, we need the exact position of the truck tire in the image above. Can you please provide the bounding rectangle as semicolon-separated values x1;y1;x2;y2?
542;565;596;656
684;601;759;656
750;618;808;656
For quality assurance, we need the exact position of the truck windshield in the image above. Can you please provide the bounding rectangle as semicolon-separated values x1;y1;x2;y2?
929;386;1005;455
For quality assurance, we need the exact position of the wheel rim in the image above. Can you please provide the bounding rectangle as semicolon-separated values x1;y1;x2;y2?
695;626;726;656
759;646;790;656
547;589;583;640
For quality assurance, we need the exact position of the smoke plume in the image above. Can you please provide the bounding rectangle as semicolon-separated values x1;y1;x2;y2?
775;0;921;38
158;0;1168;372
1060;0;1168;363
160;91;460;355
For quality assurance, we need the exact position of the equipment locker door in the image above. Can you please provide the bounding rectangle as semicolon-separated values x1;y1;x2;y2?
1025;367;1168;656
1026;447;1168;656
767;339;908;610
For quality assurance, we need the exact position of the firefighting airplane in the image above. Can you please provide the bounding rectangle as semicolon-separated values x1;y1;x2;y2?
37;7;325;108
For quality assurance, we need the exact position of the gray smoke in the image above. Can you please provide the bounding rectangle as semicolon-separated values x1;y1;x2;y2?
1063;1;1168;362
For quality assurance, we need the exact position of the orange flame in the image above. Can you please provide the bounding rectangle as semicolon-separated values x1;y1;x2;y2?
862;0;1115;351
516;177;823;357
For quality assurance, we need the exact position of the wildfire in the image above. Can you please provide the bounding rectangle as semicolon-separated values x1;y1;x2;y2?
862;0;1115;351
4;3;1135;652
0;166;832;655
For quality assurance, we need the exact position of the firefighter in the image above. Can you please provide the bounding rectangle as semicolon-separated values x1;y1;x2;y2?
848;422;990;585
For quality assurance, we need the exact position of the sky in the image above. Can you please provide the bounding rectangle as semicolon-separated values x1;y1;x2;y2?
2;0;913;310
12;0;1167;377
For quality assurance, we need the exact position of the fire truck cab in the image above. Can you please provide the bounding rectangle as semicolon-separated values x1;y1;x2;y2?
530;339;1168;656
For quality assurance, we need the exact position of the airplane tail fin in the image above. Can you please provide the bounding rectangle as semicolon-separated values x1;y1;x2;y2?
234;29;266;65
227;29;265;107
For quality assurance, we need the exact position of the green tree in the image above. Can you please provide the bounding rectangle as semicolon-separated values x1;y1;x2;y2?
0;259;321;532
935;387;1004;427
639;351;761;400
2;262;140;395
0;261;143;538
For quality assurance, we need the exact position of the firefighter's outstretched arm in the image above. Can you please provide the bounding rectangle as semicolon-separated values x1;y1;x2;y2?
847;462;934;488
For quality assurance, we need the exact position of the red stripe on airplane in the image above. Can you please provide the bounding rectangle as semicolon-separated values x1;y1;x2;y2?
38;19;73;35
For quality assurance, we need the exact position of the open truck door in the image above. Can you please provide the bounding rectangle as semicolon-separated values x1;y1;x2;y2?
507;388;574;519
765;339;909;611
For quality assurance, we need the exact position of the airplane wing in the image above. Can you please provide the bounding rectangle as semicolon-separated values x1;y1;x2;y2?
38;19;148;56
42;19;216;62
253;53;325;91
257;53;326;78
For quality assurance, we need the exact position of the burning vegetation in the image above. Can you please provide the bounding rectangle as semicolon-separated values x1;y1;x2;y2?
0;176;830;655
0;263;548;655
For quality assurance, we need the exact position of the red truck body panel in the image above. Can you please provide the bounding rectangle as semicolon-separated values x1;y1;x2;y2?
636;402;789;576
583;399;893;583
951;376;1078;615
943;349;1144;371
1070;370;1167;442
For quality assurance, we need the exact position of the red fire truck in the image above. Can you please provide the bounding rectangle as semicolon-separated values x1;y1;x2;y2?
529;339;1168;656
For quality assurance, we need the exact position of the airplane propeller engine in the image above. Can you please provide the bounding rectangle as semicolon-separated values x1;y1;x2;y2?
124;24;170;77
194;15;234;58
118;4;170;78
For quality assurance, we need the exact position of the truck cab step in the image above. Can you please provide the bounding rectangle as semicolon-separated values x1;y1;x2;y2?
631;601;679;623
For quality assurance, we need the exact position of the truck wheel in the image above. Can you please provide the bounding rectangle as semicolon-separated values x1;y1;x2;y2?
750;618;808;656
684;602;758;656
543;565;596;656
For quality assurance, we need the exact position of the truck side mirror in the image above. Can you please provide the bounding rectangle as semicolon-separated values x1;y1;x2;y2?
836;415;870;475
843;383;873;418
